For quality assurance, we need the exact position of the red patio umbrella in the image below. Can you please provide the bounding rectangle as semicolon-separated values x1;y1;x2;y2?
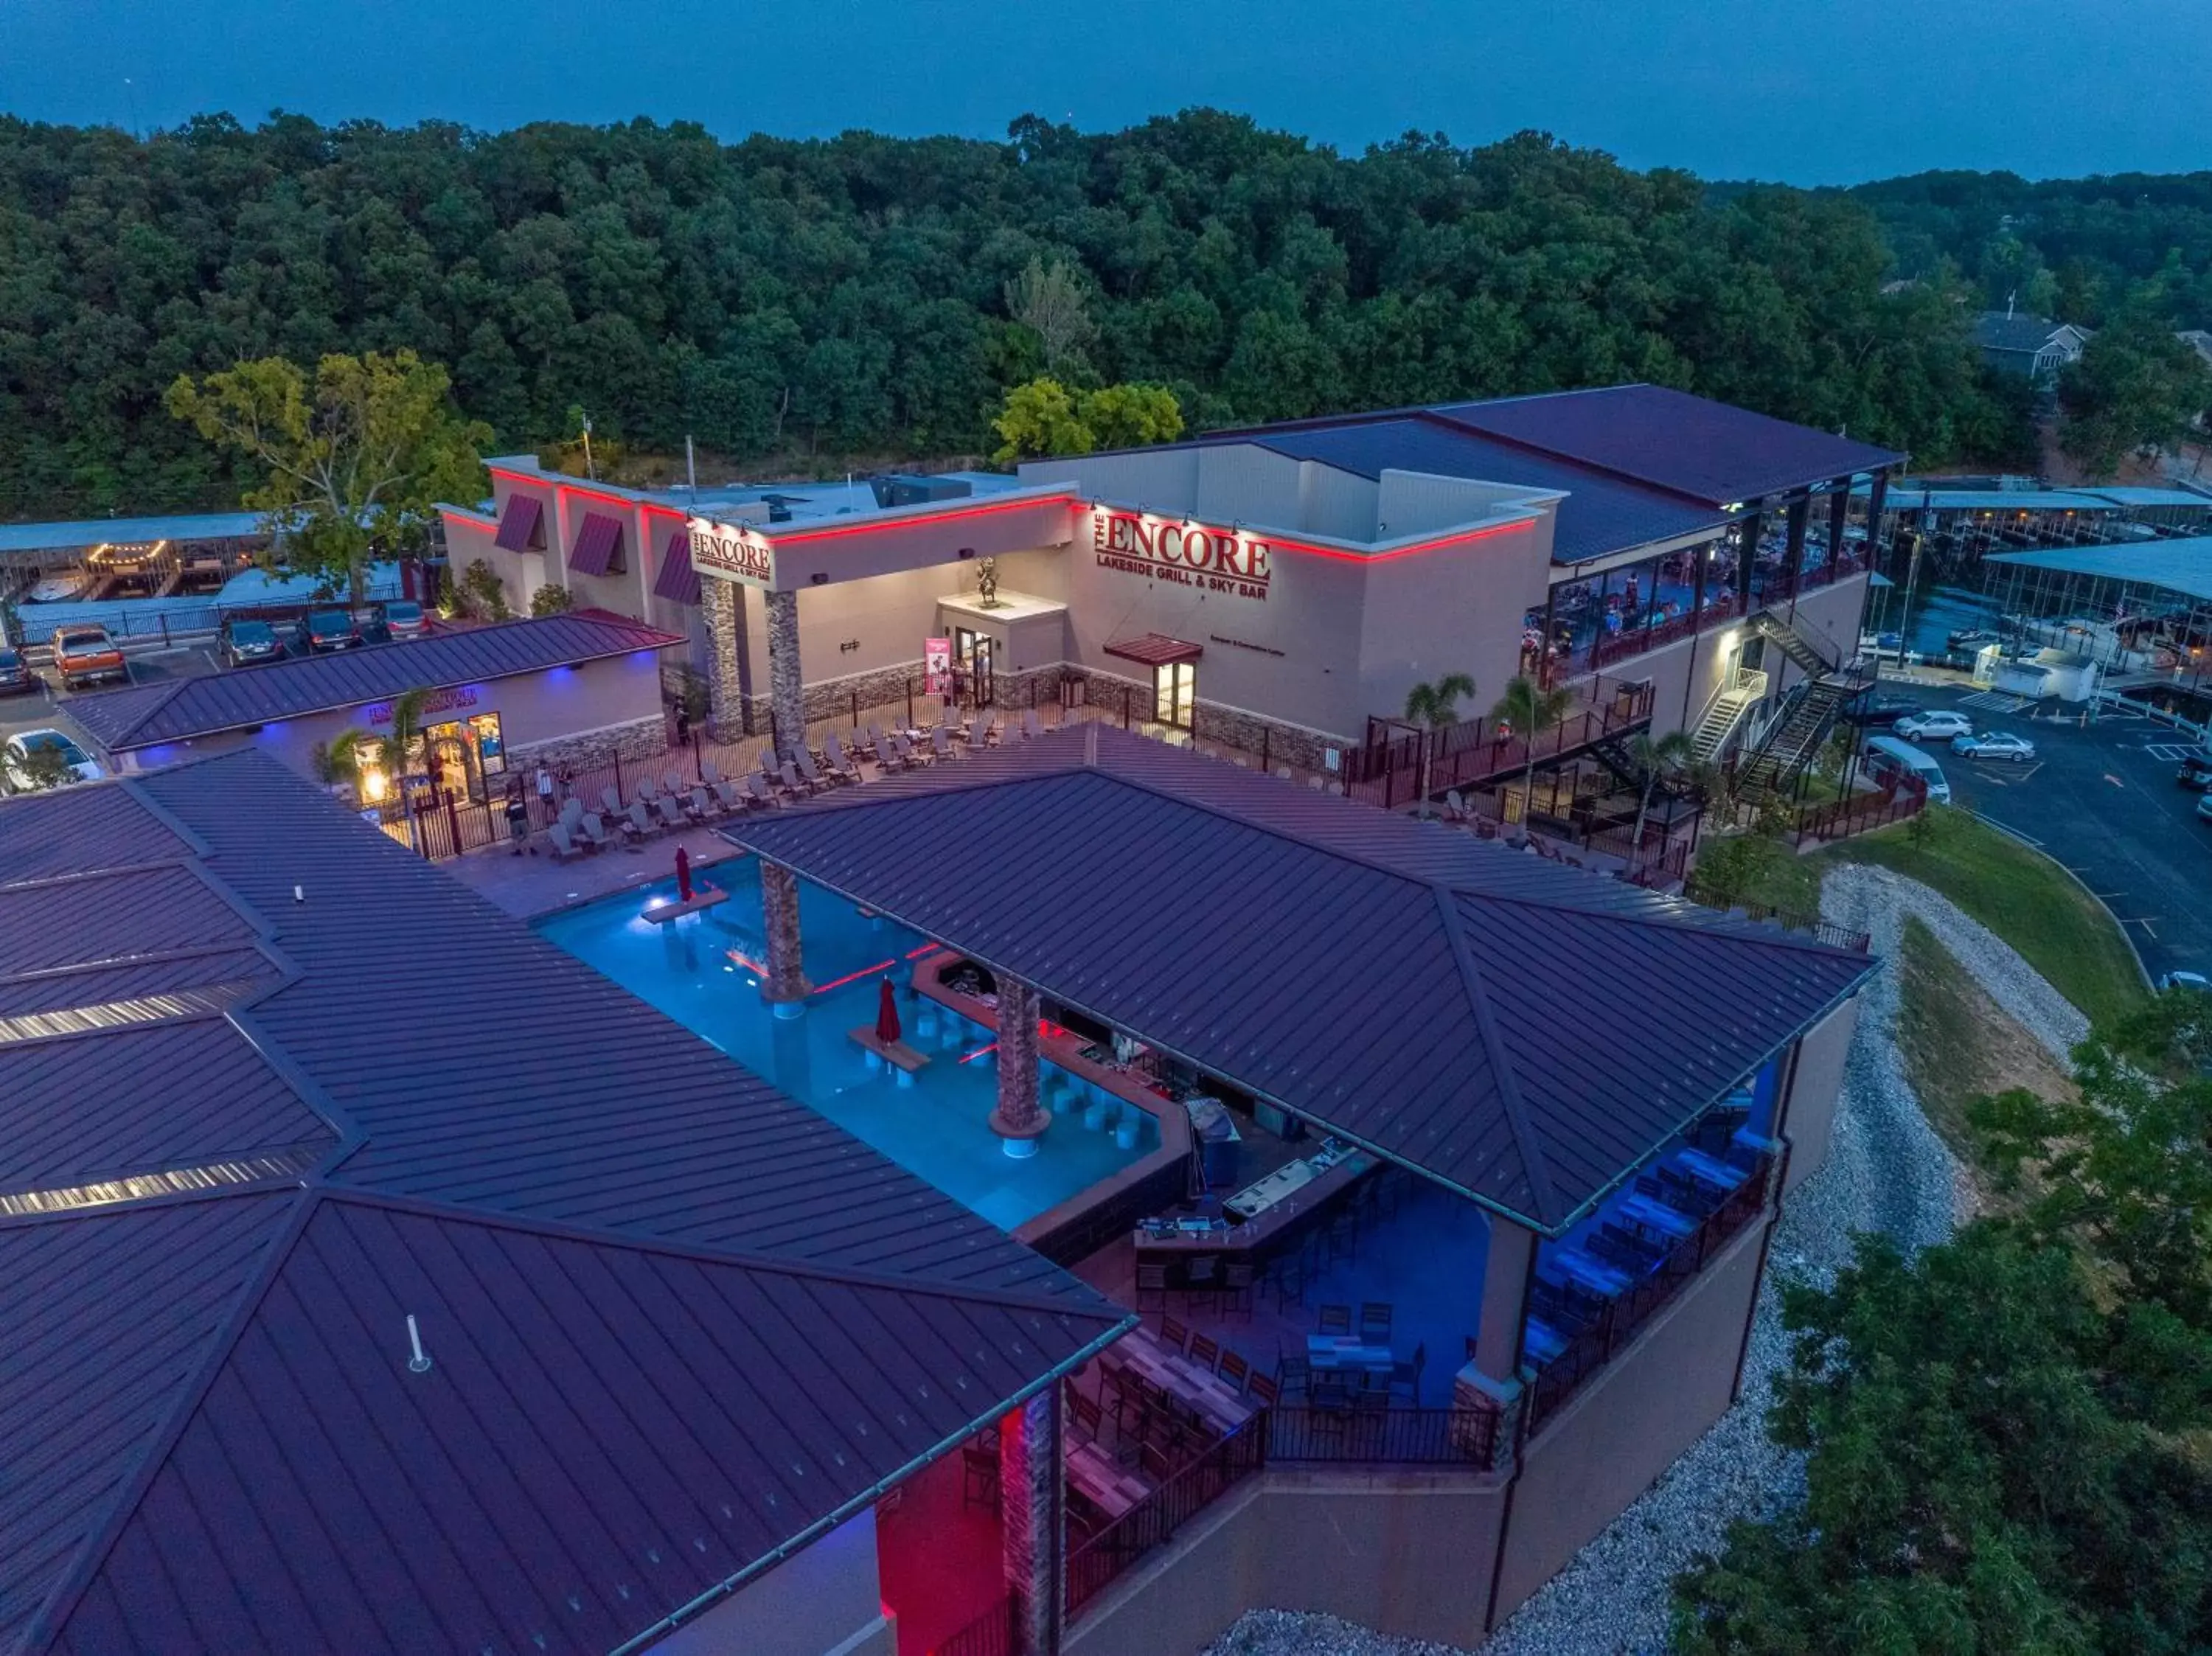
875;977;902;1046
675;846;693;902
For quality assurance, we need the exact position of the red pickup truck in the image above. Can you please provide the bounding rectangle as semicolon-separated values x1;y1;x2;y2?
50;626;129;690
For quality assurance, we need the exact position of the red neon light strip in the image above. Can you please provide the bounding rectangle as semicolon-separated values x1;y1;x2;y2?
726;949;767;976
1262;517;1531;565
487;467;690;519
904;943;940;959
959;1042;1000;1065
810;959;898;995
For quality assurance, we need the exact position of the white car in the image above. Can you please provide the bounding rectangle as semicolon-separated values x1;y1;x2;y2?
1950;731;2037;763
1893;709;1972;742
1;729;103;793
2157;970;2209;994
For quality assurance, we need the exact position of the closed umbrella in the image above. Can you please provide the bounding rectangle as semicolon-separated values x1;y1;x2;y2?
875;977;902;1046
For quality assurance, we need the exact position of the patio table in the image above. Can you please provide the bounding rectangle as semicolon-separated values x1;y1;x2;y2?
1522;1318;1568;1366
1305;1333;1394;1375
1673;1147;1747;1192
1546;1248;1630;1298
1619;1194;1697;1239
1065;1438;1147;1520
1114;1327;1256;1436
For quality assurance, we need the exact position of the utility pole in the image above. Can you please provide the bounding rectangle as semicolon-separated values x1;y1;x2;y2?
685;434;698;507
580;411;596;480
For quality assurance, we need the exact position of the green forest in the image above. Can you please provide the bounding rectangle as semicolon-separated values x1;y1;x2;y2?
3;109;2205;520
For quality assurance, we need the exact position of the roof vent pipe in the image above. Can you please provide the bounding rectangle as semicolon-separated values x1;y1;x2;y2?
293;885;304;903
406;1314;432;1374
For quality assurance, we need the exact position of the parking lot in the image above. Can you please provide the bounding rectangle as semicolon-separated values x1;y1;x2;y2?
0;639;226;754
1877;681;2212;986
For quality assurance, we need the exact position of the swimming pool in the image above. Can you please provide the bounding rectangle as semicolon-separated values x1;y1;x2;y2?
534;857;1151;1232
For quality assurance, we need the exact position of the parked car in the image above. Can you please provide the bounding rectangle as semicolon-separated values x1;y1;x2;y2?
2157;970;2210;994
218;617;284;669
2199;793;2212;824
293;609;359;655
0;646;37;695
1947;627;1999;651
1;728;103;793
2177;751;2212;791
49;625;128;689
1892;709;1972;742
1950;731;2037;763
379;599;428;642
1842;695;1924;729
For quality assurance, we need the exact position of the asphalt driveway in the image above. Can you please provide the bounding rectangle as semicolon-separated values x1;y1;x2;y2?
1879;682;2212;986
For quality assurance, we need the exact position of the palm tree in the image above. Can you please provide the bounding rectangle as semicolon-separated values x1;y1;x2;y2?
1624;728;1697;852
1402;673;1477;817
384;686;438;790
1491;675;1576;839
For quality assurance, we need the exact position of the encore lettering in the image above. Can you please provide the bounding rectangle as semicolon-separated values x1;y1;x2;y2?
689;522;776;585
1091;510;1271;599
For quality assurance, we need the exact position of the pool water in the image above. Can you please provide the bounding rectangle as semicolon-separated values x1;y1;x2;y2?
534;857;1151;1232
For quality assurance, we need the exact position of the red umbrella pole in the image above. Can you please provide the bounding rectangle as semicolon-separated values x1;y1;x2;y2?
875;977;902;1046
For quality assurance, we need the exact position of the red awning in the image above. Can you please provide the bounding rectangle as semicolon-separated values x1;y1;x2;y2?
651;526;700;605
493;493;543;552
1103;634;1203;668
567;512;625;578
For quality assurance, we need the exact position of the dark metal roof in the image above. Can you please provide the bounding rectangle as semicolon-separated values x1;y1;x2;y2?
1433;386;1904;508
63;612;684;753
567;512;625;578
1103;633;1203;667
493;493;542;552
651;526;700;605
0;757;1127;1656
1971;311;2076;354
726;729;1875;1234
1247;417;1730;563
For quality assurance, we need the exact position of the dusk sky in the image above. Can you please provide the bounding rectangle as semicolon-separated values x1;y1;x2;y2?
3;0;2199;184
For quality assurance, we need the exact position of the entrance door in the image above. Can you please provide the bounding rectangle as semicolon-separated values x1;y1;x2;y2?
425;720;475;799
955;628;995;706
1153;661;1195;729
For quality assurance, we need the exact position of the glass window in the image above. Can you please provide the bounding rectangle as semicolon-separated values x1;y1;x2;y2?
470;712;507;774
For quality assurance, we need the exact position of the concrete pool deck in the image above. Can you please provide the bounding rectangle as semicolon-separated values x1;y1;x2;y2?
435;816;744;918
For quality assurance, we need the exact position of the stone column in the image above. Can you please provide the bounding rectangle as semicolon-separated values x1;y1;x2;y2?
766;587;806;757
988;975;1048;1158
1455;1217;1537;1470
998;1389;1063;1655
701;577;743;740
758;859;810;1016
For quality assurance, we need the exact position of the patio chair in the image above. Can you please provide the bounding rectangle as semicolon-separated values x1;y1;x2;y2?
776;759;813;801
1276;1353;1310;1399
961;1442;1000;1510
1316;1304;1352;1337
745;774;782;810
700;760;723;787
558;797;585;831
600;784;625;819
1188;1332;1221;1373
546;821;587;861
1220;1260;1256;1320
1024;709;1044;739
653;795;689;832
1391;1343;1427;1406
872;738;906;775
623;800;660;842
1160;1315;1191;1355
1246;1371;1279;1410
710;777;748;813
931;726;957;764
1359;1302;1394;1343
1068;1388;1103;1443
793;748;832;791
687;787;723;822
1217;1349;1250;1395
664;770;689;797
574;811;616;850
1134;1262;1168;1313
824;733;863;784
756;751;779;784
1183;1254;1220;1315
893;734;927;768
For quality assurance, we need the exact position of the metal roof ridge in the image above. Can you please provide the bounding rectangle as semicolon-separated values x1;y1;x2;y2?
87;678;192;749
315;1184;1130;1326
1457;884;1876;962
1424;398;1732;509
18;1186;315;1656
1432;884;1561;1228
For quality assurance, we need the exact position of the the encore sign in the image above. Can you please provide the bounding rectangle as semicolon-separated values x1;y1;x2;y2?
1091;509;1272;600
688;517;776;590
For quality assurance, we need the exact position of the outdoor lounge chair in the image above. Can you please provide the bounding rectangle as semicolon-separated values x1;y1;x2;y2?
777;759;814;800
824;734;862;784
1023;709;1044;739
745;774;782;809
931;727;957;763
700;760;723;786
574;810;616;850
547;821;587;860
558;797;585;830
664;770;689;796
653;795;690;832
794;748;833;790
892;734;927;768
600;784;625;818
686;786;723;821
623;800;659;841
871;739;905;774
709;777;748;812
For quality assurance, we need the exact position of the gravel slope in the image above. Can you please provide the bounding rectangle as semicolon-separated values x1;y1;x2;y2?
1200;863;2081;1656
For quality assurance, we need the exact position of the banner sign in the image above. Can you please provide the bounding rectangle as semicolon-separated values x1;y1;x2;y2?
1091;509;1272;601
688;516;776;590
924;636;952;695
367;686;478;726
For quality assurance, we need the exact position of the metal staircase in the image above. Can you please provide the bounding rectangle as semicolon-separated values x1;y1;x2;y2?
1747;610;1835;678
1688;668;1768;765
1739;675;1855;793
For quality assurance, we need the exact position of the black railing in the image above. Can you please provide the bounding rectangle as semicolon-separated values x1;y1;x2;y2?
1524;1159;1773;1433
929;1595;1018;1656
1680;883;1873;954
1267;1402;1500;1470
1065;1415;1267;1621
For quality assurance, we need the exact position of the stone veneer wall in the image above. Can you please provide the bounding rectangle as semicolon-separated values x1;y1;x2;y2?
505;714;667;773
1063;665;1354;770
